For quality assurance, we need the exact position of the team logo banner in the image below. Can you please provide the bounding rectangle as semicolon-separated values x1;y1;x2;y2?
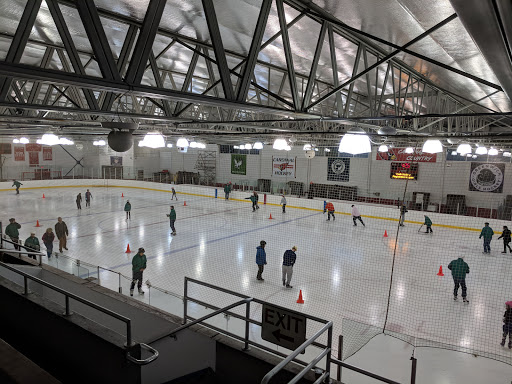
469;162;505;193
231;154;247;175
42;147;52;161
376;148;436;163
14;146;25;161
327;158;350;181
272;156;296;178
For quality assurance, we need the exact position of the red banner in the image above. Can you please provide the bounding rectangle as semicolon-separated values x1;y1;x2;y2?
29;151;39;166
376;148;437;163
42;147;52;161
25;143;42;152
14;146;25;161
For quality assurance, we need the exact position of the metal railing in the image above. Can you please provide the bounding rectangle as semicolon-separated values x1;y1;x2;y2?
0;261;158;365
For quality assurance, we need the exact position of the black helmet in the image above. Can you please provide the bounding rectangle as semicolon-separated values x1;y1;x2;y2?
138;248;145;253
260;240;266;246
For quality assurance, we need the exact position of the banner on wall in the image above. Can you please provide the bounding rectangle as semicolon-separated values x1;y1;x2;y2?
0;143;12;154
327;158;350;181
469;162;505;193
376;148;436;163
14;146;25;161
25;143;42;152
29;151;39;166
42;147;52;161
110;156;123;166
231;154;246;175
272;156;296;178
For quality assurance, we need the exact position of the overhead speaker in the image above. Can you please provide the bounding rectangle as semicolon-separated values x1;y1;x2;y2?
102;122;137;152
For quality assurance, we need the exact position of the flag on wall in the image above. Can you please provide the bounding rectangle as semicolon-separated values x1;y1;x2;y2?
231;154;246;175
29;151;39;166
14;146;25;161
42;147;52;161
327;158;350;181
272;156;296;178
469;162;505;193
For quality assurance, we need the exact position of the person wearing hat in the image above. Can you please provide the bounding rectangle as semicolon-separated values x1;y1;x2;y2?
501;301;512;349
24;232;40;259
130;248;147;296
282;246;297;288
256;240;267;281
479;222;494;254
448;256;470;303
42;228;55;259
281;195;287;213
5;218;21;250
224;182;232;200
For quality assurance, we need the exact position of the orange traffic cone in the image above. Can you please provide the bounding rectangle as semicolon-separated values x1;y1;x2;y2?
183;201;187;206
35;220;41;227
297;290;304;304
122;193;124;197
269;213;273;220
125;244;131;253
383;230;388;238
437;266;444;276
42;194;45;198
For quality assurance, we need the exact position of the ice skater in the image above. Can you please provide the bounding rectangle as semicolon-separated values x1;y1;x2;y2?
254;192;259;209
42;228;55;259
5;218;21;250
247;192;259;212
85;189;92;207
501;301;512;349
498;226;511;253
324;201;335;221
448;256;470;303
167;205;177;235
399;204;408;226
24;232;40;259
55;217;68;253
281;195;287;213
479;222;494;254
282;246;297;288
12;179;22;195
171;187;178;200
351;205;365;226
256;240;267;281
130;248;147;296
423;215;433;233
224;182;232;200
124;200;131;220
76;193;82;210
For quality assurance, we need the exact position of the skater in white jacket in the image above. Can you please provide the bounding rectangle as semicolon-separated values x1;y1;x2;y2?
281;195;287;213
351;205;365;227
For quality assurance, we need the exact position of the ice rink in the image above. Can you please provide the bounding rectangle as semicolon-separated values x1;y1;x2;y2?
1;182;512;383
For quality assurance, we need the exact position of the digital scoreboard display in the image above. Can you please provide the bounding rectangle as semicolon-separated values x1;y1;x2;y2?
390;162;418;180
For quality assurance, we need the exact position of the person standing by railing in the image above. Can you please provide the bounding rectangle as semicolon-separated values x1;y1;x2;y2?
130;248;147;296
85;189;92;207
12;179;22;195
5;218;21;250
501;301;512;349
24;232;40;260
55;217;68;253
42;228;55;259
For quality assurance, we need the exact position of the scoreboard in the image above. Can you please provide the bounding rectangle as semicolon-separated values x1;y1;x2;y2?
390;162;418;180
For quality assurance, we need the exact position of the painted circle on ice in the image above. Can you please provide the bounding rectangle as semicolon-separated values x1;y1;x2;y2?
470;163;503;192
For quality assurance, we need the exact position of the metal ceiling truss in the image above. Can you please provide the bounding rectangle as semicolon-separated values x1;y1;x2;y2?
0;0;507;142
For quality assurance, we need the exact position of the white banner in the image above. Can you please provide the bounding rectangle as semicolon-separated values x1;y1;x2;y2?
272;156;296;178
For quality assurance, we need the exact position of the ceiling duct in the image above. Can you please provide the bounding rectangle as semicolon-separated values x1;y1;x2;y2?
102;122;138;152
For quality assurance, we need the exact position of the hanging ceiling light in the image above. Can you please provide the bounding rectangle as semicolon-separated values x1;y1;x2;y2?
12;138;20;143
324;148;331;152
166;143;173;148
245;144;252;150
503;151;511;157
233;145;240;149
273;138;288;150
93;140;106;146
456;143;472;155
59;137;74;145
19;137;29;144
451;151;458;156
378;144;388;152
40;132;60;146
488;147;499;156
176;138;189;148
138;132;165;148
303;144;312;151
475;145;487;155
253;142;263;149
338;128;371;155
472;155;477;159
404;147;414;154
422;140;442;154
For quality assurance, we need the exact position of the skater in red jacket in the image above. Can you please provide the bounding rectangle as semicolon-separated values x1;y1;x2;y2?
324;202;335;221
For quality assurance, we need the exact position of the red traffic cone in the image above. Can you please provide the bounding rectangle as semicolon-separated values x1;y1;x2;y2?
35;220;41;227
269;213;273;220
122;193;124;197
125;244;131;253
383;230;388;238
183;201;187;206
42;194;45;198
297;290;304;304
437;266;444;276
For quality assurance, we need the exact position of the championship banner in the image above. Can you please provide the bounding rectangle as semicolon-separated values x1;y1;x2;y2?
469;162;505;193
42;147;52;161
29;151;39;166
14;146;25;161
25;143;42;152
376;148;436;163
272;156;296;178
327;158;350;181
231;154;246;175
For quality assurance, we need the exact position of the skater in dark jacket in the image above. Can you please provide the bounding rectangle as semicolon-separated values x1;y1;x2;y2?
12;180;22;194
246;192;259;212
480;222;494;254
76;193;82;209
124;200;131;219
224;183;231;200
501;301;512;349
424;215;433;233
171;187;178;200
42;228;55;258
498;226;511;253
399;204;408;226
448;257;470;303
167;205;177;235
5;218;21;250
256;241;267;281
85;189;92;207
